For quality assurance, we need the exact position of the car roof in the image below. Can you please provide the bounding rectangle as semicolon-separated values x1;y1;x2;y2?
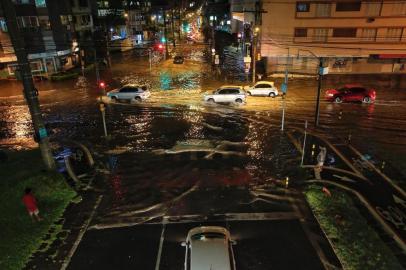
255;81;274;85
123;84;141;88
218;85;243;89
344;84;363;88
191;238;231;270
187;227;232;270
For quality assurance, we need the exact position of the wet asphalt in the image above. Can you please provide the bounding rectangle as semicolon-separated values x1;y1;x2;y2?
1;47;405;269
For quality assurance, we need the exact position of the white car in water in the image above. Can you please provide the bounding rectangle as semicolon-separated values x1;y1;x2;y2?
107;84;151;102
204;86;246;104
245;81;278;97
182;226;237;270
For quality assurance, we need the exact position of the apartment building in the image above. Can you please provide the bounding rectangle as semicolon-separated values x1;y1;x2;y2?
0;0;96;78
260;0;406;75
70;0;97;59
127;0;152;45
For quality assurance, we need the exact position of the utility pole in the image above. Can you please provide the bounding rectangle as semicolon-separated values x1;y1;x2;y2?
252;28;258;83
1;0;55;170
314;57;324;127
163;8;169;59
281;48;289;131
171;8;176;48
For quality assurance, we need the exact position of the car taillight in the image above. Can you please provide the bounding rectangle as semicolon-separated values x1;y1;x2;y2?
370;89;376;98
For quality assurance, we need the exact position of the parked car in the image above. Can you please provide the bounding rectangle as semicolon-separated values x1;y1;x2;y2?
182;226;237;270
325;85;376;103
204;86;246;104
245;81;279;97
173;55;184;64
107;85;150;102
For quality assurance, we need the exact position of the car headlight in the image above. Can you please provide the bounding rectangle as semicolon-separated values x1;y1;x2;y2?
328;93;334;97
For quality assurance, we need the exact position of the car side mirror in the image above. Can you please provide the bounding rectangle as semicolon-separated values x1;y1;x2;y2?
181;241;187;247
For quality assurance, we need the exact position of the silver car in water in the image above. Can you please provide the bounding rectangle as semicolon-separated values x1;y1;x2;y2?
182;226;237;270
107;84;151;102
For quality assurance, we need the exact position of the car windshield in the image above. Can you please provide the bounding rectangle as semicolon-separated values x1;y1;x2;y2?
191;232;226;241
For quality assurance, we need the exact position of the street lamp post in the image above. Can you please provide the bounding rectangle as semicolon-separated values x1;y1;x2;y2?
295;49;325;127
315;57;324;127
149;49;152;72
252;26;259;83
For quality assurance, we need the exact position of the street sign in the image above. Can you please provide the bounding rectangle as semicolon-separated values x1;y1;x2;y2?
281;83;287;94
38;127;48;139
243;56;251;63
319;67;329;75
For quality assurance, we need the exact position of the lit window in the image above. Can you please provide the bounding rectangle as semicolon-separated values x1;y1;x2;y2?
35;0;46;7
296;2;310;12
0;18;7;32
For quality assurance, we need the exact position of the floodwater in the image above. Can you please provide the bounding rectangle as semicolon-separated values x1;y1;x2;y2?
0;49;405;215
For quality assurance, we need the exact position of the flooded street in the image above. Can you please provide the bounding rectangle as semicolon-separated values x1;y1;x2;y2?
1;49;405;174
2;47;406;269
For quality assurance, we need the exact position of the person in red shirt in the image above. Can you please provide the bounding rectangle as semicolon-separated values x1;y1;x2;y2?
22;188;42;222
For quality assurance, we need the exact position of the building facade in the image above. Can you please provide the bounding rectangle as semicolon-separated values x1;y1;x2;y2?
127;1;152;45
0;0;97;78
260;0;406;75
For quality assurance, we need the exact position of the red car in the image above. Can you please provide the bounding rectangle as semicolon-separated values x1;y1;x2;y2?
325;85;376;104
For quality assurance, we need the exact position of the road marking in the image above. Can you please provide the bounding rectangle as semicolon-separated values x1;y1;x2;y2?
60;195;103;270
90;212;301;229
154;222;166;270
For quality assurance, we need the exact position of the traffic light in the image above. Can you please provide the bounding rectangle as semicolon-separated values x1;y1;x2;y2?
161;37;166;43
99;81;106;88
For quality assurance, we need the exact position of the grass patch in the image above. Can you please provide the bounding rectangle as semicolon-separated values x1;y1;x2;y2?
0;149;76;270
305;185;403;270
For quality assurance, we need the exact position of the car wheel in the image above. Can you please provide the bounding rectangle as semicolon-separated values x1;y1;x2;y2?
334;96;343;103
208;98;215;103
362;96;371;103
111;96;117;102
235;98;243;103
132;96;142;103
247;91;252;96
269;92;276;98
